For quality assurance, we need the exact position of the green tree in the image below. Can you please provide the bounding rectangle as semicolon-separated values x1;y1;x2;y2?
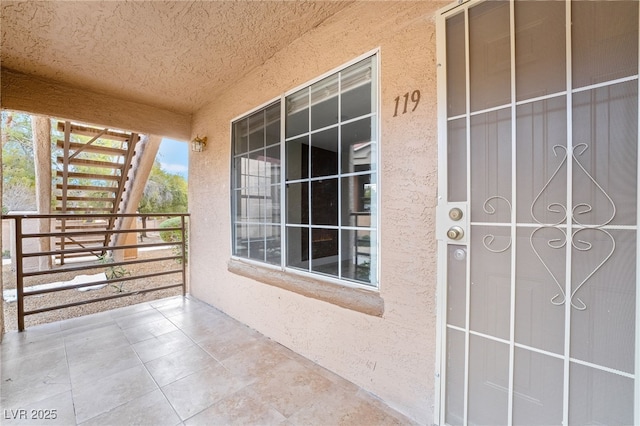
139;161;187;213
138;161;188;233
2;112;36;211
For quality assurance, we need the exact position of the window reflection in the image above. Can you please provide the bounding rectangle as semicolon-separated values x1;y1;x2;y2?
284;56;377;286
232;102;281;263
341;118;373;174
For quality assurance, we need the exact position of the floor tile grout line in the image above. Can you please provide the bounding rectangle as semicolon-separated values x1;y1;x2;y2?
62;319;80;426
66;309;156;426
178;380;262;425
148;297;270;423
75;309;170;426
139;299;222;420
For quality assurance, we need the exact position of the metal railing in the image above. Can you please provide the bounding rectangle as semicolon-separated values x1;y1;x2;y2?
2;213;188;331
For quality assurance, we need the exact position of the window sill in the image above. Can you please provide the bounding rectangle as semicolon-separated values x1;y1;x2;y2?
227;258;384;317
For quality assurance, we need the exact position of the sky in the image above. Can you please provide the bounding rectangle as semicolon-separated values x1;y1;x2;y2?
157;138;189;179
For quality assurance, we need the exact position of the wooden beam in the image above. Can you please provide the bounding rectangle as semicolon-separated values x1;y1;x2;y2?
112;133;138;214
55;121;132;142
56;184;119;192
55;196;115;203
56;140;128;156
56;170;123;181
57;156;125;170
54;206;114;212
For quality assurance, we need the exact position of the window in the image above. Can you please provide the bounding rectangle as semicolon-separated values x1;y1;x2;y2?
231;54;378;287
232;103;282;265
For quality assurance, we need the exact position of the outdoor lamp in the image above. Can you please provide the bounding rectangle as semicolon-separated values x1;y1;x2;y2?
191;136;207;152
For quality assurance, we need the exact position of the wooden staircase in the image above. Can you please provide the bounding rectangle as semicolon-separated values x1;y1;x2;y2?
55;121;139;264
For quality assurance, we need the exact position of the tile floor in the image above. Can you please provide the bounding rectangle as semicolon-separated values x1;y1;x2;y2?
1;296;417;425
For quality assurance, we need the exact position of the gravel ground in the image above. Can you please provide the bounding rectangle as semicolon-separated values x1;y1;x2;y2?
2;238;185;332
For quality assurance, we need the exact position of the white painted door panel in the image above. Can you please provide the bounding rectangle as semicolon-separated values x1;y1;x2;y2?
436;1;639;425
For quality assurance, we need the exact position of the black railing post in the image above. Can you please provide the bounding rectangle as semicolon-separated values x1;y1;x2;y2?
15;217;25;332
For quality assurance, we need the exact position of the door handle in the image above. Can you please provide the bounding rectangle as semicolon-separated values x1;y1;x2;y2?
447;226;464;240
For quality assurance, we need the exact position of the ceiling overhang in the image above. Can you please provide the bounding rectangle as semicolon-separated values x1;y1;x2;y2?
1;0;353;135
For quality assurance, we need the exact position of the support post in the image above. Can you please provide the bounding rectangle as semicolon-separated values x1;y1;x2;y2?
32;115;52;270
112;135;162;262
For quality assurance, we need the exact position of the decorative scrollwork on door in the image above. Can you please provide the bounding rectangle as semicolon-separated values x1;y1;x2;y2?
530;144;616;311
482;196;512;253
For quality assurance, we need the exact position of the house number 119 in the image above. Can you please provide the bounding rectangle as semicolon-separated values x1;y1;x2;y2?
393;90;421;117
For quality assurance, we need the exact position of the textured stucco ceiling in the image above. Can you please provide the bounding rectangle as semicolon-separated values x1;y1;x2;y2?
1;1;352;115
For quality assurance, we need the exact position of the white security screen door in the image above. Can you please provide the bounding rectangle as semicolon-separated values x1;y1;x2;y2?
436;1;639;425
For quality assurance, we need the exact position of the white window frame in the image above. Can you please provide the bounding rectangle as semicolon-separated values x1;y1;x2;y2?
230;49;381;291
230;99;283;266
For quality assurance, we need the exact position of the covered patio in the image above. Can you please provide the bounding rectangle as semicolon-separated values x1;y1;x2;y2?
1;295;414;425
1;1;440;421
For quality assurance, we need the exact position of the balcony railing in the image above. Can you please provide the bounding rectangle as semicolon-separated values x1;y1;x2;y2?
2;212;188;331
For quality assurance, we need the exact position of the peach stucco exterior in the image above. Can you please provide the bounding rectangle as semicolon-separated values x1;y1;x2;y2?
189;2;445;423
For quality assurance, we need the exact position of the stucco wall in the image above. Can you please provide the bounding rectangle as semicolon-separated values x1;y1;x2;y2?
1;69;192;141
189;2;445;423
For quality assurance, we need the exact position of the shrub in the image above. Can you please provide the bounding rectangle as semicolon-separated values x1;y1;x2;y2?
98;254;130;293
159;217;188;263
159;217;183;242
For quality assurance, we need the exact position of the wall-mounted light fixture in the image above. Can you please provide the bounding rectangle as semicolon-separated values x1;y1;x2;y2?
191;136;207;152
